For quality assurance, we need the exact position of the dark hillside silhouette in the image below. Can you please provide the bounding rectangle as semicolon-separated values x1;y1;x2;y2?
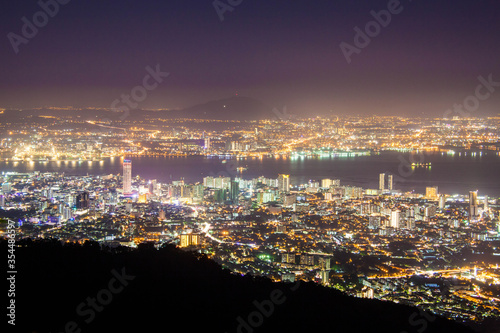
4;239;478;333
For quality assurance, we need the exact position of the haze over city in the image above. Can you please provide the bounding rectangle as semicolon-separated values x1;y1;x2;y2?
1;0;500;116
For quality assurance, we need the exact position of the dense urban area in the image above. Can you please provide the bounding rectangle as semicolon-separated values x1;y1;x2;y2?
0;108;499;160
1;111;500;325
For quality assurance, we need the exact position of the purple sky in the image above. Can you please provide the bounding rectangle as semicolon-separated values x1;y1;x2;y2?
1;0;499;116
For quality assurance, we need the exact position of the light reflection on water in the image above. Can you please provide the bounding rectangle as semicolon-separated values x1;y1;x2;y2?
0;152;499;196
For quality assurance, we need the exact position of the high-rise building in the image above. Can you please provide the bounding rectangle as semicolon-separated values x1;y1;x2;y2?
148;179;157;195
278;174;290;193
319;257;331;270
180;234;201;247
379;173;385;191
229;180;239;204
123;159;132;195
76;192;90;209
484;195;489;212
214;177;230;189
344;186;363;199
203;176;215;188
387;174;393;191
62;206;72;221
213;189;227;203
193;184;204;200
408;207;415;218
321;178;333;188
320;270;330;285
283;194;297;207
424;205;437;217
438;195;446;209
300;254;315;266
469;190;478;222
425;187;438;200
390;210;400;229
368;215;381;229
281;253;295;264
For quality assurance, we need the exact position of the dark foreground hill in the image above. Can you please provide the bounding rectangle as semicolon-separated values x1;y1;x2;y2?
4;239;479;333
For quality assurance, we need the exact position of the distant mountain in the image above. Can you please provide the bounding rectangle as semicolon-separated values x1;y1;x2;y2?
161;96;274;120
0;96;279;123
6;238;483;333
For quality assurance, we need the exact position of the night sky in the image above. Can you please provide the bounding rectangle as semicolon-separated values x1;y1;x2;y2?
1;0;499;116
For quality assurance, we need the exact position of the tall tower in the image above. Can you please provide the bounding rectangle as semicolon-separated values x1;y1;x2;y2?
379;173;385;192
484;195;489;212
123;159;132;195
278;174;290;193
387;174;393;191
469;190;478;222
438;195;446;209
229;180;239;204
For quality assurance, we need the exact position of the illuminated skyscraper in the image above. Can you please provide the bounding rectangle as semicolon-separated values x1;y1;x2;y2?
229;180;239;204
379;173;385;191
390;210;400;229
320;270;330;285
148;179;157;195
123;159;132;195
203;176;215;188
278;174;290;193
180;234;200;247
213;176;230;189
387;174;393;191
438;195;446;209
76;191;90;209
469;190;478;222
321;178;333;188
426;187;438;200
281;253;295;264
484;195;489;212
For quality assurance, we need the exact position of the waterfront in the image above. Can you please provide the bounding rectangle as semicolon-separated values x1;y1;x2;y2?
1;151;499;196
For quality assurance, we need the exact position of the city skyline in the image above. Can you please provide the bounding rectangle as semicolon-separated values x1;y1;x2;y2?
1;1;500;332
1;166;499;329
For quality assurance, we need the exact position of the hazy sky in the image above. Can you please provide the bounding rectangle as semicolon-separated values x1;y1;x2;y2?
1;0;499;116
